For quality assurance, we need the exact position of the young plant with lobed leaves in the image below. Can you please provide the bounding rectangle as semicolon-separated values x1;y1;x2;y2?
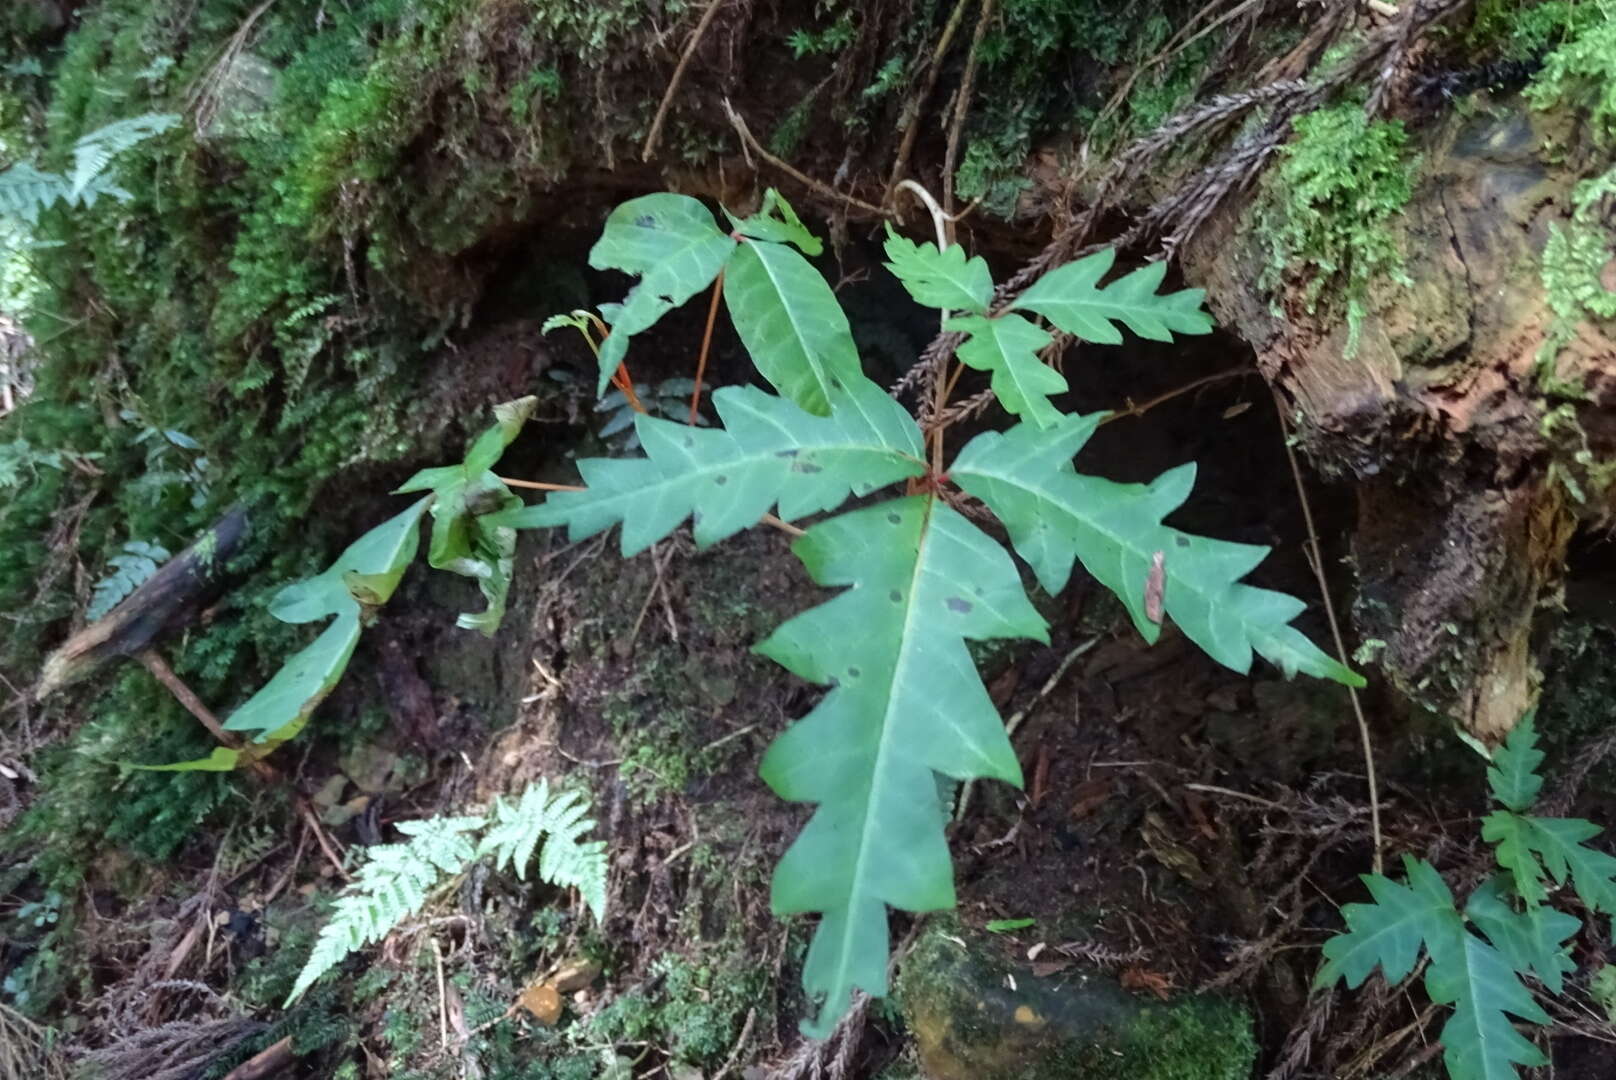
507;190;1362;1035
1318;714;1616;1080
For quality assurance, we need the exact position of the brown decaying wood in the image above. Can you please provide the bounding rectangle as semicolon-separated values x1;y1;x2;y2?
36;506;251;699
219;1036;294;1080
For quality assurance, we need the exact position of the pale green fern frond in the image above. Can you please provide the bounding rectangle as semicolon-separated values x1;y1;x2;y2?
477;779;608;921
69;113;179;197
286;780;608;1004
285;815;483;1005
0;163;71;225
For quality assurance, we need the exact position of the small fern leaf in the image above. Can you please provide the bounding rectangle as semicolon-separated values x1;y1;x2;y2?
0;162;70;223
590;194;736;395
1315;855;1465;990
1486;712;1545;813
757;495;1048;1037
881;225;993;314
1425;932;1550;1080
495;381;924;556
88;540;171;621
286;815;483;1005
1464;876;1577;994
951;415;1361;686
944;312;1064;427
1010;249;1214;344
69;113;179;197
477;780;608;921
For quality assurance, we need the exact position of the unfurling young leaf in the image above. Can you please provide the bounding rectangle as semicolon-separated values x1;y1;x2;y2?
397;397;534;635
881;225;993;314
728;188;823;256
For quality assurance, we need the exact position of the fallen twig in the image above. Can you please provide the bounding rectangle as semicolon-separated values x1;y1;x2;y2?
643;0;729;161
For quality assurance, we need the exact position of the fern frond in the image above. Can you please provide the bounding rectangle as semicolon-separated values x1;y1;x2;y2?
0;163;70;224
69;113;179;197
285;815;483;1005
477;779;608;921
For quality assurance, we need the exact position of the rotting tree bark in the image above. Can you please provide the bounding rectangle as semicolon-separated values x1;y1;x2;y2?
35;506;250;699
1183;100;1614;739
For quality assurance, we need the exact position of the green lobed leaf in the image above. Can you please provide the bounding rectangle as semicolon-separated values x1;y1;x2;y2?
757;495;1048;1036
1482;811;1551;908
1486;712;1545;813
1425;931;1550;1080
724;238;866;416
1514;816;1616;920
945;312;1065;427
270;496;430;623
493;382;924;556
951;415;1361;686
1010;249;1213;344
1315;855;1465;990
223;611;362;740
728;188;823;256
882;225;993;314
1464;876;1577;994
397;398;534;635
590;194;737;394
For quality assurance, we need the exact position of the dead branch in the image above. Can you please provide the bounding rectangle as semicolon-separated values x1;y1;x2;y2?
643;0;729;161
36;506;251;699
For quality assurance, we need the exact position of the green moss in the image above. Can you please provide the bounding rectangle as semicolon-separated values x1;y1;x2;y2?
1255;102;1416;352
588;949;767;1070
897;922;1256;1080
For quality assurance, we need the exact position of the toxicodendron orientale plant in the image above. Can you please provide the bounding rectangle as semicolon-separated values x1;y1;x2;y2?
1318;714;1616;1080
506;189;1363;1035
286;779;607;1004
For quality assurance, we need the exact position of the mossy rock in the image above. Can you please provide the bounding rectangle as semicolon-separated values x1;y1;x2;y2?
897;925;1256;1080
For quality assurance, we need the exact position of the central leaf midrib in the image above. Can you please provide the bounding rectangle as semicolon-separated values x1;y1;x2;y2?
750;243;836;402
830;494;938;998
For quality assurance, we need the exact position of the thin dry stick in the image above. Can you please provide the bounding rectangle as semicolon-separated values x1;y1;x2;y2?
1096;367;1251;426
643;0;728;160
137;649;244;751
894;180;956;472
1270;388;1382;874
884;0;973;203
954;635;1101;822
690;268;726;424
723;99;891;218
432;936;449;1050
941;0;996;219
135;649;351;880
